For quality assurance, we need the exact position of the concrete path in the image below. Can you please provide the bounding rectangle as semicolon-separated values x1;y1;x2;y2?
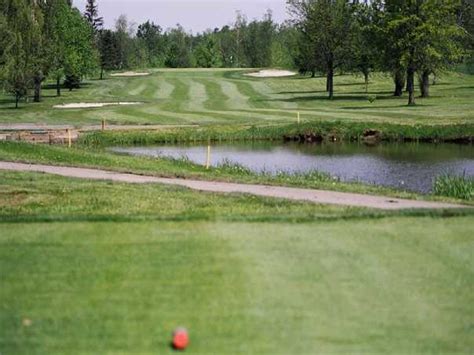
1;162;469;210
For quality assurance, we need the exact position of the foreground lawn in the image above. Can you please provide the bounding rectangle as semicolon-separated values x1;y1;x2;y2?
0;69;473;126
1;217;473;354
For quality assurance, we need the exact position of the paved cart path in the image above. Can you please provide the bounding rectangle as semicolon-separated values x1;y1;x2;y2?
0;161;468;210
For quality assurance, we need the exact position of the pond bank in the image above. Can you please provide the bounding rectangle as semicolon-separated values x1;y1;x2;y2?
80;122;474;147
2;122;472;146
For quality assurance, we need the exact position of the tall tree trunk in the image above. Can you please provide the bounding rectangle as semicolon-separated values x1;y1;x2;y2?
326;71;330;92
327;65;334;99
364;71;369;93
100;67;104;80
407;67;416;106
56;77;61;97
15;94;19;109
311;70;315;78
33;72;44;103
420;70;430;98
393;69;405;97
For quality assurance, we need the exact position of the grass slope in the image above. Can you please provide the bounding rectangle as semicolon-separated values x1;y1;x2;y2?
1;69;473;126
0;170;364;222
1;217;473;353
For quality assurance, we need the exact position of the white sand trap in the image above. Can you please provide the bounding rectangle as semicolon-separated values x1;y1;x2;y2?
54;102;142;109
110;71;150;77
245;69;297;78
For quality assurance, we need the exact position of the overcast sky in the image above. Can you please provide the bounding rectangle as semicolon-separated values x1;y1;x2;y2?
72;0;290;33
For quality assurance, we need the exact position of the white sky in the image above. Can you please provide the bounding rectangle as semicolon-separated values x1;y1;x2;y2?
72;0;290;33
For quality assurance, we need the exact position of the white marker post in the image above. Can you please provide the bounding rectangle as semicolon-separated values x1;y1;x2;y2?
297;112;301;124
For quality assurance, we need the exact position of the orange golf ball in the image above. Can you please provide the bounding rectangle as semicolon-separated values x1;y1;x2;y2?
172;328;189;350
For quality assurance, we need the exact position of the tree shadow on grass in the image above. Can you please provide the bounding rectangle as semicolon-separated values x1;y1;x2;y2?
42;83;63;90
265;94;394;103
428;82;451;86
341;104;436;110
277;90;328;95
450;85;474;90
336;82;367;87
343;91;393;96
34;95;59;99
0;98;14;105
42;82;92;90
0;106;27;110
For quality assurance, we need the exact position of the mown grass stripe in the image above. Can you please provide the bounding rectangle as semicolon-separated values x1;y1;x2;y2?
219;79;252;110
196;78;230;111
184;78;208;112
155;78;175;101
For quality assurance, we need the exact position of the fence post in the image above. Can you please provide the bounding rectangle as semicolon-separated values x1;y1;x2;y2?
67;129;72;148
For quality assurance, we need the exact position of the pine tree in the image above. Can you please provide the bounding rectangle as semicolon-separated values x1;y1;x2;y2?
84;0;103;33
98;29;119;78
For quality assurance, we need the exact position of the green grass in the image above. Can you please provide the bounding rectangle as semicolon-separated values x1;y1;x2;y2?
2;170;472;224
0;170;369;223
1;217;473;353
434;174;474;201
1;69;473;127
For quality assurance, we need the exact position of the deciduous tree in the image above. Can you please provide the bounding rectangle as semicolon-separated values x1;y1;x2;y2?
288;0;355;99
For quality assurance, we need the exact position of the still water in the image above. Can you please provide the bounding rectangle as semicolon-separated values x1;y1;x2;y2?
111;142;474;193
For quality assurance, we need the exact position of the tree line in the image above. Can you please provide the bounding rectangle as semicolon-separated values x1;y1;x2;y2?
97;10;297;73
0;0;473;108
289;0;473;104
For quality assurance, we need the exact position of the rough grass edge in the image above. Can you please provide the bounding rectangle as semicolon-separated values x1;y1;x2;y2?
78;122;474;147
434;174;474;201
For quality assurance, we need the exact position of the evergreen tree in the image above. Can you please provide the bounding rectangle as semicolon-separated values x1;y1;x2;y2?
84;0;103;33
98;29;119;77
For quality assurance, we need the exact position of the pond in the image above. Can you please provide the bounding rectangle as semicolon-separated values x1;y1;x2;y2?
110;142;474;193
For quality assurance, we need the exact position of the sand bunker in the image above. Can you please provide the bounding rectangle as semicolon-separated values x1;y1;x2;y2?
245;69;297;78
110;71;150;77
54;102;142;109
